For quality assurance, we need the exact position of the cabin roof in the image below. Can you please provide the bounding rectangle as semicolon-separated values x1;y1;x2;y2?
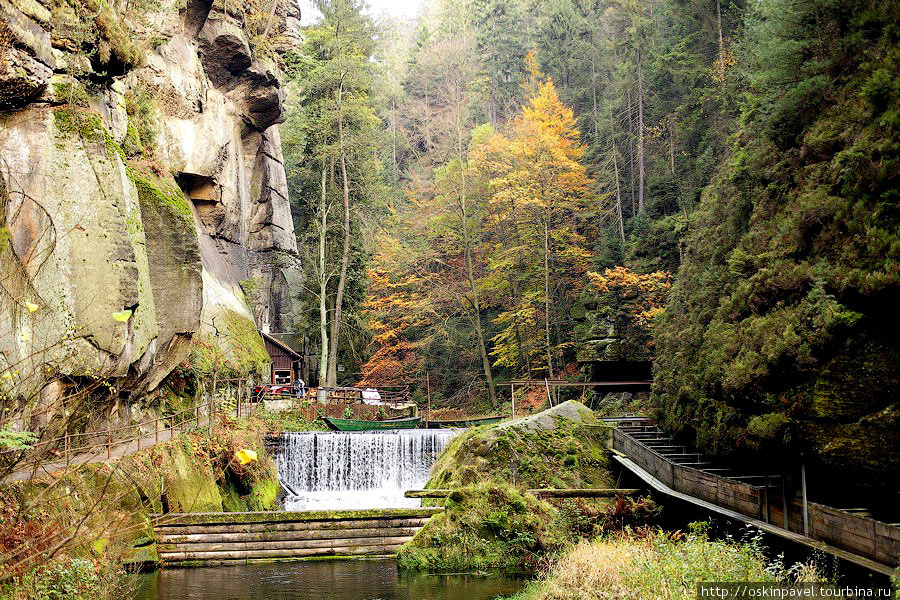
262;332;301;358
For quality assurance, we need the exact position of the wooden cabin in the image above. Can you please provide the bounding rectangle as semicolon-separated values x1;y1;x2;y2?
262;332;302;385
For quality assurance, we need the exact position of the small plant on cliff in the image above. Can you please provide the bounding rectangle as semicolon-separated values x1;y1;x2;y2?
0;430;37;452
123;83;159;158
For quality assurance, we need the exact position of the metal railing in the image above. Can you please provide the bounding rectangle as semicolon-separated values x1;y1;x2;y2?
0;396;261;472
255;386;411;405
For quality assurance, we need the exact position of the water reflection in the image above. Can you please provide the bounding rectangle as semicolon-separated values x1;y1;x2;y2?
136;559;524;600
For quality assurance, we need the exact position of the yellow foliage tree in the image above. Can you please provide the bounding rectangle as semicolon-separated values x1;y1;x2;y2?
471;65;594;378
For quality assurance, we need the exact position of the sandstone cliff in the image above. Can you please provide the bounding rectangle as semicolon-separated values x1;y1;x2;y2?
0;0;301;424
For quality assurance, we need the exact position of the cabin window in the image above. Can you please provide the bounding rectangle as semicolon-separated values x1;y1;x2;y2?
273;370;292;384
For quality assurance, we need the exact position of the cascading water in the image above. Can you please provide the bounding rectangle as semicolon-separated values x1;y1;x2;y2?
276;430;458;510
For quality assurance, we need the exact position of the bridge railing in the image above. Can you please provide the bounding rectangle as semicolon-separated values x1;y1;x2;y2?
613;428;900;570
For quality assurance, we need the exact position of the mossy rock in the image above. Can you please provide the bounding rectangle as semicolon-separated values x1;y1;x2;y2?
429;401;612;490
128;167;193;228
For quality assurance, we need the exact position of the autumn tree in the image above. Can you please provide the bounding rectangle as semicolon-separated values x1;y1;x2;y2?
472;62;594;378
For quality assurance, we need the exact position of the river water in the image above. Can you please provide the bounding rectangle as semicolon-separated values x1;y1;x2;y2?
135;558;524;599
276;430;458;510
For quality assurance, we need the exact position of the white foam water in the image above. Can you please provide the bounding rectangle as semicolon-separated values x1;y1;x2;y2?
276;429;458;510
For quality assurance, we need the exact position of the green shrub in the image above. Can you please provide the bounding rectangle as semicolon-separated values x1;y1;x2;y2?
0;557;133;600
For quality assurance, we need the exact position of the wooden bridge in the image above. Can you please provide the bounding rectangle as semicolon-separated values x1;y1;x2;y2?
610;418;900;576
152;507;442;566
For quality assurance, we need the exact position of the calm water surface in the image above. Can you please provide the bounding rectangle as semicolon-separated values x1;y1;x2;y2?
135;559;525;600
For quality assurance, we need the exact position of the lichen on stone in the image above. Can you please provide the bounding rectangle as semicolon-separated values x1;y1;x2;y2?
190;309;270;377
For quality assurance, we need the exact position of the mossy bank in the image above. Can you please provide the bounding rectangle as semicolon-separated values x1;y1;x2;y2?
0;419;279;587
398;401;640;572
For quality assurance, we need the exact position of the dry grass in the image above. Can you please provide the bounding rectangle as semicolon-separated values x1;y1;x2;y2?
509;529;795;600
534;539;645;600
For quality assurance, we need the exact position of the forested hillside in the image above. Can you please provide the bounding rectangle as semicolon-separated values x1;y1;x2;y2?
281;0;898;486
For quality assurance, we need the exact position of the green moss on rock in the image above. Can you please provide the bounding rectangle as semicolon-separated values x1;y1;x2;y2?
128;167;193;228
429;403;612;490
190;309;270;378
52;107;103;140
398;401;622;572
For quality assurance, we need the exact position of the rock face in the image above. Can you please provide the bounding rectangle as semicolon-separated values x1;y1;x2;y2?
0;0;302;415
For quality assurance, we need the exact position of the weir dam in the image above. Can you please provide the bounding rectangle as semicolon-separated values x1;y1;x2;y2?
154;429;458;565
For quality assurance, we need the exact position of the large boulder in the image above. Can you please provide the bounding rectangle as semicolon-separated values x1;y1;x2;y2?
430;401;612;490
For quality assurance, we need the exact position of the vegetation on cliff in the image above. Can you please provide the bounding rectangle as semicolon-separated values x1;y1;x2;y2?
652;0;900;485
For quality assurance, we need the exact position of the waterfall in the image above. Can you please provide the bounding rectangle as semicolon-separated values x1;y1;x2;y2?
276;430;458;510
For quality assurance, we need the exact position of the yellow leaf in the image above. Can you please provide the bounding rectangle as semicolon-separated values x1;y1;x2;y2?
112;309;133;322
24;302;39;313
235;449;257;465
92;537;109;555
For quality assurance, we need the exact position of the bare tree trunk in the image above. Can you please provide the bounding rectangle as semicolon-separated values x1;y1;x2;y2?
637;49;645;214
391;97;398;185
327;80;351;388
318;166;329;389
610;107;625;244
627;89;635;217
543;214;554;380
716;0;725;66
669;116;676;176
454;95;497;408
590;47;598;139
512;279;531;376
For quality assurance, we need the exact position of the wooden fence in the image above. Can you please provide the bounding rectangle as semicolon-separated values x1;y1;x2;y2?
613;428;900;569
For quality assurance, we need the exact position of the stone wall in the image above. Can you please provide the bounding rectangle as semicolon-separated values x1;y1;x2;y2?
0;0;302;420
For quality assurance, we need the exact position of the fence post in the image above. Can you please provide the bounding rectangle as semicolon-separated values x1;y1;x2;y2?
155;418;159;445
170;416;174;440
137;428;141;451
107;428;111;460
782;475;789;530
801;463;809;537
64;434;69;466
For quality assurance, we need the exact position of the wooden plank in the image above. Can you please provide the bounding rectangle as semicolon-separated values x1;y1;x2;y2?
404;489;461;498
154;517;433;535
527;488;640;498
811;503;875;558
158;527;423;544
158;535;415;553
875;522;900;567
152;507;443;527
716;478;762;517
159;544;404;563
